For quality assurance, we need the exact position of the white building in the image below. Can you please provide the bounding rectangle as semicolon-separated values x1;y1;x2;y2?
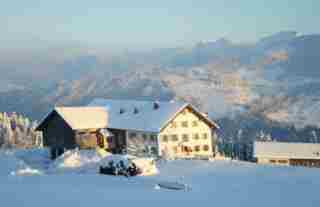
89;98;219;159
254;141;320;167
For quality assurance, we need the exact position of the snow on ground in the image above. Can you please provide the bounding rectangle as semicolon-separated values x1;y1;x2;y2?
0;148;51;175
48;149;105;174
1;149;320;207
0;150;29;176
46;149;157;175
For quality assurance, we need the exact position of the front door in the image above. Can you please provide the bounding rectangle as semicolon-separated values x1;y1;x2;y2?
111;130;126;153
96;133;105;148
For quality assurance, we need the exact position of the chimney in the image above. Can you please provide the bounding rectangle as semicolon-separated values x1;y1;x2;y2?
133;107;139;114
153;101;160;110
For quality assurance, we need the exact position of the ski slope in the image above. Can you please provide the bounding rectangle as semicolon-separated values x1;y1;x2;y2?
1;149;319;207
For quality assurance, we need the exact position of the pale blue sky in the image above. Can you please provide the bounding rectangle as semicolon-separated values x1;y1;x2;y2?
1;0;319;49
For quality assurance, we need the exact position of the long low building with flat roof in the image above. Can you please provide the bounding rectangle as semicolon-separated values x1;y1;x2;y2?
254;141;320;168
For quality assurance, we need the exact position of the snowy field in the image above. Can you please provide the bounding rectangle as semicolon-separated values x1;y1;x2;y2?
1;149;320;207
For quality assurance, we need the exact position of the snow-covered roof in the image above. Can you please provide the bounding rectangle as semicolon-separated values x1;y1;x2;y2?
37;107;108;130
254;141;320;160
89;98;218;133
54;107;108;130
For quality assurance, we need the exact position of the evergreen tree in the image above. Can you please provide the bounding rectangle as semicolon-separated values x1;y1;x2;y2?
0;112;42;148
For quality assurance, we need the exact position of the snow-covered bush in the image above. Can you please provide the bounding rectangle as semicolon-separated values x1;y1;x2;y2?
0;112;42;148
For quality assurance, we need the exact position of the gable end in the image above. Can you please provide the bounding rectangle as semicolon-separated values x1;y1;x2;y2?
159;104;219;132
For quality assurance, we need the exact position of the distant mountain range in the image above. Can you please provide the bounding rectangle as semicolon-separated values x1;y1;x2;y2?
1;31;320;142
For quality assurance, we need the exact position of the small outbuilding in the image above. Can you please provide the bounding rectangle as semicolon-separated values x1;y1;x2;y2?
254;141;320;168
36;107;109;159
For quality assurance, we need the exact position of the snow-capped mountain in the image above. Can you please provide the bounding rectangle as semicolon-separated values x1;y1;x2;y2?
1;31;320;141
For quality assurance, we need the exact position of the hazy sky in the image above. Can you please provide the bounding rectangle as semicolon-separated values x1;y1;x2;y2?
1;0;319;49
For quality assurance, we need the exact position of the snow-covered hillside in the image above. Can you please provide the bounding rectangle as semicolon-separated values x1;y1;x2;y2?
1;31;320;142
1;149;320;207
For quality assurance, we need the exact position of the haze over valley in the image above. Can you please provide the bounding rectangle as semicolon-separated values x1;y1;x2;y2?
1;31;320;142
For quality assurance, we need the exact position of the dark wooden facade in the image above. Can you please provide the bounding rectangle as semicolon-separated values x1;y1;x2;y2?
37;110;128;159
37;111;76;159
108;129;127;153
289;159;320;168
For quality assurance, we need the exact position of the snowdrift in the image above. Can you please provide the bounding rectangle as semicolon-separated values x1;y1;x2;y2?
0;149;49;176
49;149;158;176
0;148;158;176
0;150;29;176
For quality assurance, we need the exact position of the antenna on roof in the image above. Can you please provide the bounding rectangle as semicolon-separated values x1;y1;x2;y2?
153;101;160;110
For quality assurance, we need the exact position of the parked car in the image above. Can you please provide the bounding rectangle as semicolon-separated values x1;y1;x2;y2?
99;160;142;177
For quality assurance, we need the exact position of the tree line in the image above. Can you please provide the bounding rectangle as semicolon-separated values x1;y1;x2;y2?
0;112;42;148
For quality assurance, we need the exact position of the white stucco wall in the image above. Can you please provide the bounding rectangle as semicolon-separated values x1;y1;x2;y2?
159;107;215;158
123;107;216;159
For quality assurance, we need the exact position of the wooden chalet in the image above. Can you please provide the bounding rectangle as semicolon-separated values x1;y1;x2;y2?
36;107;110;159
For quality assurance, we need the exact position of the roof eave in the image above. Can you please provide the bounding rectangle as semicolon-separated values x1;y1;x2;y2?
35;110;55;131
159;103;219;132
186;104;220;129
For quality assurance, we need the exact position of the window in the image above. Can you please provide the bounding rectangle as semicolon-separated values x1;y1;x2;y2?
278;160;288;164
142;134;148;141
171;121;177;128
130;133;137;138
183;146;188;152
193;133;199;140
97;135;105;148
270;160;276;163
194;145;200;152
203;145;209;151
107;137;113;143
182;134;189;142
202;133;208;139
192;120;198;127
151;147;158;154
313;152;320;156
171;134;178;142
181;121;188;128
119;108;125;114
182;146;192;153
150;134;157;142
162;135;168;142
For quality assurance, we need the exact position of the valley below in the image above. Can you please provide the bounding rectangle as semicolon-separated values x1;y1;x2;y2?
1;31;320;143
